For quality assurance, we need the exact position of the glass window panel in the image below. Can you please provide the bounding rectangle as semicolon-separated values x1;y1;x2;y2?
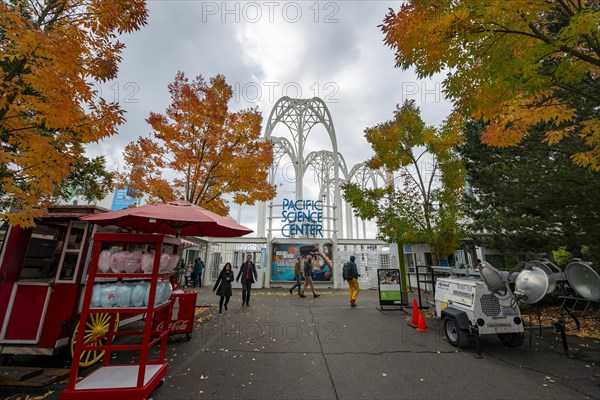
66;221;87;250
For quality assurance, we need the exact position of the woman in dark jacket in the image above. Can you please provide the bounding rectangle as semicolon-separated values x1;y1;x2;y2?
213;262;234;315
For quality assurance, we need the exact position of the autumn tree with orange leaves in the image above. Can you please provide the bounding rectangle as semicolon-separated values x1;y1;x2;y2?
121;72;276;216
381;0;600;170
0;0;148;227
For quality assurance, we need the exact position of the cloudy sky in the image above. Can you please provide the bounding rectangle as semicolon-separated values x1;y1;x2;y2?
89;0;453;236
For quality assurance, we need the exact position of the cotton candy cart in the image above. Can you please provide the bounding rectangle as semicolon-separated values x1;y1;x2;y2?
61;233;178;400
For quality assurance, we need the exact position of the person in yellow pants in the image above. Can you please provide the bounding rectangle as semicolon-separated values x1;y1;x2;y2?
345;255;360;307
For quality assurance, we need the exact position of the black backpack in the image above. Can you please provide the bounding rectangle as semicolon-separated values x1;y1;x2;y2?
342;262;353;280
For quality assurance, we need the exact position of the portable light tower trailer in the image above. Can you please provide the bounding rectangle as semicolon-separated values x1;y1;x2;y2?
434;276;525;348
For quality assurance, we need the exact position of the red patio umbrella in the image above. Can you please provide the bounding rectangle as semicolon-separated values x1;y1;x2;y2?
80;200;253;237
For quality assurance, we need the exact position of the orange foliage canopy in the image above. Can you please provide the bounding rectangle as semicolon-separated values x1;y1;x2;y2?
0;1;148;227
381;0;600;170
121;72;276;216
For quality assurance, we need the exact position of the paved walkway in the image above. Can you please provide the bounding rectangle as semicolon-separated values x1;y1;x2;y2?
3;289;598;399
150;288;599;400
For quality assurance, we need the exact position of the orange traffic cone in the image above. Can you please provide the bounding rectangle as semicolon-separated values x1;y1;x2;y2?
410;298;419;328
417;311;428;332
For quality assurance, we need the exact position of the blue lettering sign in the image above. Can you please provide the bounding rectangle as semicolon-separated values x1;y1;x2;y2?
280;199;324;237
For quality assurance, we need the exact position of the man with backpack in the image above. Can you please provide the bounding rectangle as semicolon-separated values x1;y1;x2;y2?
343;255;360;307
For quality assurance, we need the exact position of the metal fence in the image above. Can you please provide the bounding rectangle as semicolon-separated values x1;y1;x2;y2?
204;238;394;289
337;250;393;289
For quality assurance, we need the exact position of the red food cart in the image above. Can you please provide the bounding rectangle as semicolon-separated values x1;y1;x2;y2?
0;205;180;367
61;233;176;400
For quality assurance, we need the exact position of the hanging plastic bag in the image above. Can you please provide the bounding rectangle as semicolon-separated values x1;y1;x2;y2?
159;253;170;273
162;280;173;303
91;284;102;307
123;251;143;273
131;283;146;307
100;285;116;308
141;252;154;273
167;254;180;273
115;282;132;307
98;250;113;273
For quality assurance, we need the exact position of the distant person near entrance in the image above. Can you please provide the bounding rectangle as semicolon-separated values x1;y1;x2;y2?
343;255;360;307
289;256;303;296
300;255;320;298
236;254;257;306
193;258;205;288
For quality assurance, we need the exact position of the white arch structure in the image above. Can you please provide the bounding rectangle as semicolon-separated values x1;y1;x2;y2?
257;97;385;240
258;97;342;237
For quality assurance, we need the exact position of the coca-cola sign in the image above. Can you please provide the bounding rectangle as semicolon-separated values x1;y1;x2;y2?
156;319;190;332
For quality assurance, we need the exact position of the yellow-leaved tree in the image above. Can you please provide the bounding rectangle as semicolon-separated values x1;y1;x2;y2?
0;0;148;226
343;100;465;292
381;0;600;170
120;72;276;216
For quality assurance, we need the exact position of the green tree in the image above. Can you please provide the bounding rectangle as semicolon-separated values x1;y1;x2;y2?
57;156;114;203
553;247;571;267
460;120;600;264
343;101;465;291
381;0;600;170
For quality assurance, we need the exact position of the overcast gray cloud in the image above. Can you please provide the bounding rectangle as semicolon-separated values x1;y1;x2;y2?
86;0;453;235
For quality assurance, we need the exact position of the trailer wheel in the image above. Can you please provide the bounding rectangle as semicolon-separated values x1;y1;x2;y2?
497;332;524;348
444;317;469;348
71;312;119;367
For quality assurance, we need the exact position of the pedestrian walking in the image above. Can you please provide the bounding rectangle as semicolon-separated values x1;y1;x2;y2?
289;256;303;296
300;255;320;298
193;258;205;287
236;254;257;306
213;262;234;315
343;255;360;307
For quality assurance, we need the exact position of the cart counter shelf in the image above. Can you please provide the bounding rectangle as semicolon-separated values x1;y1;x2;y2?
60;364;167;400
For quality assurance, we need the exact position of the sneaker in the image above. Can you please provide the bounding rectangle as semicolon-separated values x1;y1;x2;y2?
218;312;222;315
289;288;293;295
313;294;320;298
299;294;306;298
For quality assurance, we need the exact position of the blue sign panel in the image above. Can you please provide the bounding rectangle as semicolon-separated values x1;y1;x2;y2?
111;186;140;210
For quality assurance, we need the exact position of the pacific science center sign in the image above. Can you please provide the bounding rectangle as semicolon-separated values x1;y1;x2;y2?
280;199;323;237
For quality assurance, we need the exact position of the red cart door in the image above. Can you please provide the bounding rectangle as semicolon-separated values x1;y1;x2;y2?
0;225;33;339
1;283;51;343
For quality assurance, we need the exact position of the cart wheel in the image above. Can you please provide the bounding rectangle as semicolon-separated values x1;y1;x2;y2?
71;312;119;367
444;317;469;348
497;332;524;348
